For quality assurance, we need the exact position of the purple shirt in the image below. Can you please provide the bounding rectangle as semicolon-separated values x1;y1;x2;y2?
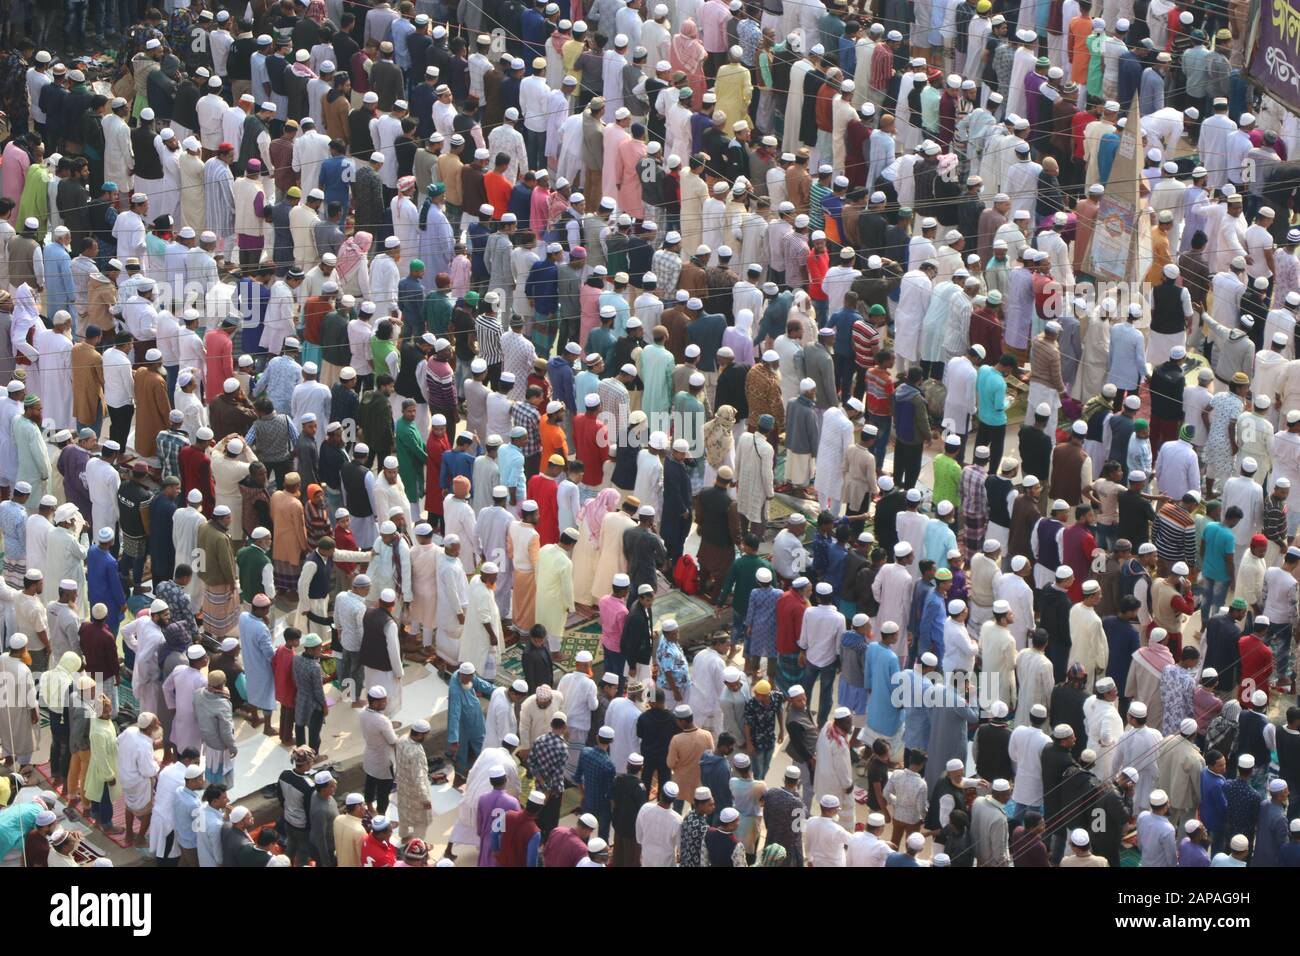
477;789;521;867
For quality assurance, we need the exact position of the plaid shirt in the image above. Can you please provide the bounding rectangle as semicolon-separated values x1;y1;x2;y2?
883;767;930;825
528;731;569;793
576;745;616;813
783;231;811;286
596;377;630;438
156;429;190;481
500;330;537;399
510;400;542;457
960;463;989;555
652;249;682;301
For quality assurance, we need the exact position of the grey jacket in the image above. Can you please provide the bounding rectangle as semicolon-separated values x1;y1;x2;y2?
194;687;238;753
795;343;837;410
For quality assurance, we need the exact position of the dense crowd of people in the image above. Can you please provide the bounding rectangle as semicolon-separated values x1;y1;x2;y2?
0;0;1295;870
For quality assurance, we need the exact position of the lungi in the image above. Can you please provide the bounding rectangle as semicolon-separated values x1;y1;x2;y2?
2;557;23;589
512;568;536;631
273;558;301;593
201;583;240;635
786;452;812;485
1146;330;1185;368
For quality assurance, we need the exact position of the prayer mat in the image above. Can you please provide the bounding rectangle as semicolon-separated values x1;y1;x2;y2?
29;763;136;850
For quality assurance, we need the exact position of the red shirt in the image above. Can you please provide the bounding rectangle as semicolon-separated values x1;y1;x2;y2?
865;365;895;418
527;473;560;545
807;249;830;301
573;412;610;485
969;307;1005;362
1238;634;1274;706
851;319;880;368
361;833;397;867
776;589;808;654
178;445;215;516
542;826;588;867
1070;110;1092;160
334;526;359;576
273;644;297;708
496;809;540;867
423;430;451;515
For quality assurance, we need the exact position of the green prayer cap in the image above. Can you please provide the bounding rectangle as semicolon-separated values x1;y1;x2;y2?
935;568;953;581
1036;56;1050;66
1231;598;1248;610
1133;418;1148;430
410;259;425;272
22;394;38;406
869;304;886;316
465;291;481;306
302;634;323;648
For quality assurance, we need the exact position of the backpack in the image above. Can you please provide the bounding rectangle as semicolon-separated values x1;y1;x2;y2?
673;553;701;595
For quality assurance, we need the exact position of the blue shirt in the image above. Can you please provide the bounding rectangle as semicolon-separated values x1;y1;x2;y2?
1139;67;1165;115
87;546;127;635
239;612;277;711
577;745;617;815
831;305;857;354
253;354;303;413
599;290;630;338
1201;521;1236;582
923;519;958;569
863;641;903;735
838;34;857;79
439;449;475;494
976;365;1007;426
0;500;25;560
548;356;576;412
498;444;526;502
916;587;947;659
446;674;494;746
172;786;201;849
320;156;353;209
900;669;933;748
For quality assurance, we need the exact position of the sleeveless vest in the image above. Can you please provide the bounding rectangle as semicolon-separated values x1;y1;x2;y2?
342;461;374;518
239;113;267;169
986;474;1013;526
306;550;333;600
1035;517;1063;569
359;606;394;670
1150;281;1186;335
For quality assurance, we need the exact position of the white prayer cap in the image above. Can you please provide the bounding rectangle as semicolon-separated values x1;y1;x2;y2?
991;778;1011;793
1128;700;1148;718
1070;828;1090;847
1030;703;1048;718
1149;789;1169;807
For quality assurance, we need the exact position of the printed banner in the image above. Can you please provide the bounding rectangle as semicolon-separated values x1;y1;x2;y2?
1251;0;1300;114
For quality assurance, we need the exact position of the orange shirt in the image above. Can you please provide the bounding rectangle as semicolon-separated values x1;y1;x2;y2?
1069;16;1093;85
484;171;511;220
539;418;569;466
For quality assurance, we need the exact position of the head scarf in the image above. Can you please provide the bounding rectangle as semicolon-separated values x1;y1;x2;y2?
38;651;82;709
734;307;754;338
580;487;622;544
336;231;373;280
756;843;787;866
703;405;736;467
670;19;707;78
306;0;327;22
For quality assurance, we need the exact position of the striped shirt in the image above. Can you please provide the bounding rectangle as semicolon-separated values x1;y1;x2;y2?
865;366;894;417
1263;496;1289;547
851;319;881;368
475;313;503;365
809;183;832;230
1152;502;1197;567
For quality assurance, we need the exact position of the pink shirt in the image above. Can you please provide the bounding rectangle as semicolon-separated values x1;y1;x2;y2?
599;593;628;651
530;187;554;235
698;0;733;53
449;255;471;299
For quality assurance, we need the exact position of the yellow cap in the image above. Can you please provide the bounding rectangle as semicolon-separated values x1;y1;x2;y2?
286;186;302;198
754;680;772;695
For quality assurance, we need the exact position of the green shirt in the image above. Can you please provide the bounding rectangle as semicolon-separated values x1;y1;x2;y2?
423;290;453;336
1087;32;1105;97
395;416;427;501
236;544;272;604
718;552;774;616
932;453;962;511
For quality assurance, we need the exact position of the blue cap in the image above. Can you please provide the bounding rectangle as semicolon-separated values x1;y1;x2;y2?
101;181;119;193
758;414;775;430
